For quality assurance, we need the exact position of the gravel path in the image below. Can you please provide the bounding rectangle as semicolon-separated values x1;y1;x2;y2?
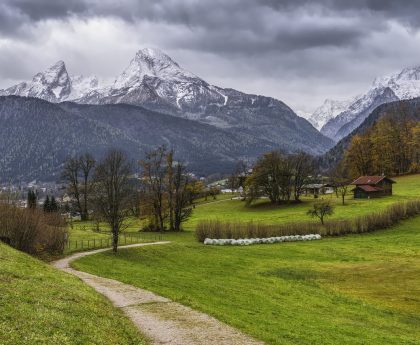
52;242;264;345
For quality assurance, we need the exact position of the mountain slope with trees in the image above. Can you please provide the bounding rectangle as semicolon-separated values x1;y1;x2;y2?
0;96;281;181
321;98;420;172
0;48;333;162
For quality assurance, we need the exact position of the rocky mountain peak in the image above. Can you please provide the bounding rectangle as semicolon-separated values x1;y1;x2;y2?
308;98;352;130
17;60;72;101
113;48;197;91
318;64;420;140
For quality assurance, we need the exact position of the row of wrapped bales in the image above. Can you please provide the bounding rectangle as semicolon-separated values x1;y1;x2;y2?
204;234;321;246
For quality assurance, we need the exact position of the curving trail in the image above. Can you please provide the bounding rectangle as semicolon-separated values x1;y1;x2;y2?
52;242;264;345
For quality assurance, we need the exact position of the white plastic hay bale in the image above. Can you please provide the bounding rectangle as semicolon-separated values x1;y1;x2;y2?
204;233;322;246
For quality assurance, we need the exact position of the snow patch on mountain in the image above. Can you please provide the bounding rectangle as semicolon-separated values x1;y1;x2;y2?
308;99;352;130
0;47;333;155
0;60;99;102
68;75;99;100
319;65;420;141
373;66;420;100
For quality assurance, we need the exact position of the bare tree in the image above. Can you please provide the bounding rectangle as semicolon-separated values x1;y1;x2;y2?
92;150;132;252
62;154;95;220
140;146;167;232
337;184;350;205
292;152;314;202
173;162;192;231
166;149;175;231
61;157;82;215
79;153;96;220
331;161;351;205
228;160;248;198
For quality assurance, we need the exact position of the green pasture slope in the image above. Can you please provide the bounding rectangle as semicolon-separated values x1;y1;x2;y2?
73;174;420;345
0;243;146;345
183;174;420;230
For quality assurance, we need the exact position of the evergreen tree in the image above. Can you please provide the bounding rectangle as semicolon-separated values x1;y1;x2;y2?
43;195;51;212
27;190;37;209
50;196;58;212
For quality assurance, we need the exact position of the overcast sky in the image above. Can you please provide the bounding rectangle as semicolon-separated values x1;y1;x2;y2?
1;0;420;113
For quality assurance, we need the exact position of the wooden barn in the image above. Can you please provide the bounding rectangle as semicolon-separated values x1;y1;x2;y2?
351;176;396;199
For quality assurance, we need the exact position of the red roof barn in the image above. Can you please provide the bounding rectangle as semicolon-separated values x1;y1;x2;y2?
351;176;396;199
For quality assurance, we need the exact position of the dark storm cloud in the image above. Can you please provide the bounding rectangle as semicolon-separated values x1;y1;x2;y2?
1;0;420;112
2;0;419;48
8;0;88;21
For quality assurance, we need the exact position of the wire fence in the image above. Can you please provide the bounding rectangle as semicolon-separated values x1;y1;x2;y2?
65;232;164;253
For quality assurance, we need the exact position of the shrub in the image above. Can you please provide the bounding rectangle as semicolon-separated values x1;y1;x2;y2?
196;199;420;242
196;219;322;242
0;204;67;255
307;201;334;225
322;219;355;236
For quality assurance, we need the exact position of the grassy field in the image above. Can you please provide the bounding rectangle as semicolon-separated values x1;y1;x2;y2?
68;175;420;244
71;174;420;345
183;174;420;230
73;216;420;345
65;219;163;253
0;243;146;345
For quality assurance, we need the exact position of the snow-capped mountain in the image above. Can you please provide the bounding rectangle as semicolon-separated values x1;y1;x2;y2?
78;48;232;119
0;61;99;102
308;99;352;130
0;48;333;156
320;66;420;141
374;66;420;99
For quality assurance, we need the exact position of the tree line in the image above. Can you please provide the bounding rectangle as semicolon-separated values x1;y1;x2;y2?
343;113;420;177
61;146;199;252
229;151;316;204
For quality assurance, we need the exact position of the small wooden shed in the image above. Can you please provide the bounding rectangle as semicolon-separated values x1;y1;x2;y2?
351;176;396;199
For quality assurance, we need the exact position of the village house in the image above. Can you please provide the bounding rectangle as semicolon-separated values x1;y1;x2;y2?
351;176;396;199
303;183;334;196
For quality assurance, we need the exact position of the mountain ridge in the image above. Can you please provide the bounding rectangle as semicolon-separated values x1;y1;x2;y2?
0;48;333;163
314;65;420;142
320;97;420;170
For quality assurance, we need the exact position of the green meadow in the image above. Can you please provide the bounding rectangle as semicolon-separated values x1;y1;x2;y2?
71;174;420;345
0;243;146;345
183;174;420;230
